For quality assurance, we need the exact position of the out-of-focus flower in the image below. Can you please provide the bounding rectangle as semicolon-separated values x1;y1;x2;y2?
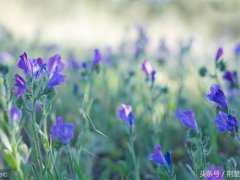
206;84;228;109
149;145;172;167
14;74;26;97
215;48;223;61
10;107;22;123
175;108;198;131
205;165;224;180
93;49;102;66
222;71;238;97
142;60;156;83
215;111;238;133
134;24;148;59
118;104;135;126
0;52;12;64
234;43;240;58
50;117;75;143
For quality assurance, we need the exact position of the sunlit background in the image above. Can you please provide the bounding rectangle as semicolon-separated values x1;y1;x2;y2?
1;0;240;50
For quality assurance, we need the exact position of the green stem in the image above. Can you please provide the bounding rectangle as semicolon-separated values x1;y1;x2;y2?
67;146;75;180
31;88;43;176
189;148;199;180
129;127;140;180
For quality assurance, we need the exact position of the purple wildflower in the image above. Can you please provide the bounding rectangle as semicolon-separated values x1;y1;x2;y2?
18;52;33;75
47;70;66;88
215;111;238;133
222;71;238;97
149;145;167;165
175;108;198;131
93;49;102;66
47;54;66;87
234;43;240;57
205;165;224;180
10;107;22;123
207;84;228;109
50;117;75;143
118;104;135;126
48;54;64;78
14;74;26;97
215;47;223;61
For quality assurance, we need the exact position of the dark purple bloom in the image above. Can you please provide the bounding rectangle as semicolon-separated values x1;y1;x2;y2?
207;84;228;109
164;152;172;168
118;104;135;126
18;52;33;75
50;117;75;143
149;145;166;165
215;47;223;61
234;43;240;57
175;108;198;131
222;71;238;97
205;165;224;180
14;74;26;97
93;49;102;65
10;107;22;123
215;111;238;133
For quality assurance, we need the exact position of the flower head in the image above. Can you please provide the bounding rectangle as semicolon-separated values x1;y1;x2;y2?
215;111;238;133
205;165;224;180
47;70;66;88
215;47;223;61
10;107;22;123
118;104;135;126
14;74;26;97
207;84;228;109
93;49;102;66
48;54;64;78
18;52;32;75
149;145;172;167
50;117;75;143
175;108;198;131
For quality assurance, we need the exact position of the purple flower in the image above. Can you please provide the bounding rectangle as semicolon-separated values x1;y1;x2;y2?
149;145;166;165
93;49;102;66
48;54;64;78
47;70;66;88
47;54;66;87
118;104;135;126
207;84;228;109
215;48;223;61
205;165;224;180
142;60;153;75
14;74;26;97
50;117;75;143
175;108;198;131
234;43;240;57
215;111;238;133
222;71;238;97
9;107;22;123
18;52;33;75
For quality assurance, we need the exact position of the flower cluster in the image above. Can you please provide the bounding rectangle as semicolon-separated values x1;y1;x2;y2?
15;52;66;97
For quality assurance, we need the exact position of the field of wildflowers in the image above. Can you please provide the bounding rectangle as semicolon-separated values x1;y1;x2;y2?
1;1;240;180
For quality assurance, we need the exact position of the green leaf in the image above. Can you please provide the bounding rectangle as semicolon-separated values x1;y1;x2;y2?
0;128;12;151
4;150;17;170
